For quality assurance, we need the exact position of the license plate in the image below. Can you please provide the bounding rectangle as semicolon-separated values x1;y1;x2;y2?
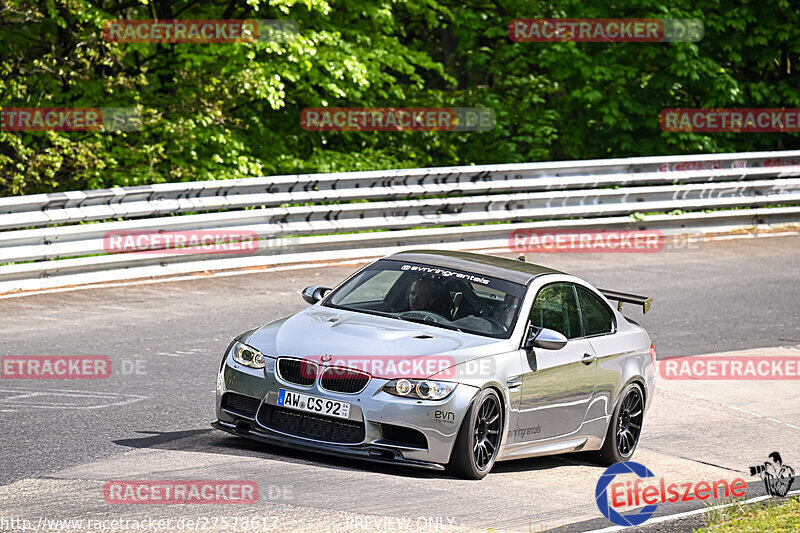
277;389;351;419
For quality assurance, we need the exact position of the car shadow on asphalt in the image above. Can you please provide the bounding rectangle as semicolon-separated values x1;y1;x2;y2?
491;452;601;473
114;428;596;480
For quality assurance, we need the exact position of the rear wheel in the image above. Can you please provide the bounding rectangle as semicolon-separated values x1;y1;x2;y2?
596;382;644;466
447;388;503;479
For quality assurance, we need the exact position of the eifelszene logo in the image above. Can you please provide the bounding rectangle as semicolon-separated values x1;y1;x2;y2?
596;462;658;527
595;461;748;527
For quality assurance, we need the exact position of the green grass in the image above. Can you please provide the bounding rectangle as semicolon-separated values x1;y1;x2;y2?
697;496;800;532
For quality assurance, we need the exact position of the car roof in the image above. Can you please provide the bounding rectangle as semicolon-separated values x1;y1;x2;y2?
384;250;566;285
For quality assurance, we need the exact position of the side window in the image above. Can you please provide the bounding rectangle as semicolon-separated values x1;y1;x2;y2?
530;283;582;339
577;286;615;336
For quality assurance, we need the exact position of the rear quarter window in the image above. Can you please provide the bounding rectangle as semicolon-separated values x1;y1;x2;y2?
576;286;615;336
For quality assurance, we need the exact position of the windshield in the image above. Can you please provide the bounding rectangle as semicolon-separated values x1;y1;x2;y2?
323;259;526;339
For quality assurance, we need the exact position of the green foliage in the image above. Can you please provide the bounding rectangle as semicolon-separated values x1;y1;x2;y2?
1;0;799;196
698;496;800;532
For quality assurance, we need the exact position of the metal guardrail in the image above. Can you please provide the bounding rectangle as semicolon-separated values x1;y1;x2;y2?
2;150;800;293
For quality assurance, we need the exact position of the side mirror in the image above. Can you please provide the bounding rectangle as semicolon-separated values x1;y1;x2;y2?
523;326;568;351
301;286;331;305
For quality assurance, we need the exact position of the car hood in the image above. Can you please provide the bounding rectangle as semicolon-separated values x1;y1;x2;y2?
243;305;512;365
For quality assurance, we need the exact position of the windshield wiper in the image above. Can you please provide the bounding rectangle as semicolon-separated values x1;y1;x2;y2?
325;303;402;320
394;315;468;334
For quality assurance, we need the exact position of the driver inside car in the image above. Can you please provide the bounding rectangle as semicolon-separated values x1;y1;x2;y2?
407;275;452;318
498;293;519;329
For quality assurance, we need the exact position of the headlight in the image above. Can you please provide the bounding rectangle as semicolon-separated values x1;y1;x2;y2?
383;379;456;400
232;342;266;369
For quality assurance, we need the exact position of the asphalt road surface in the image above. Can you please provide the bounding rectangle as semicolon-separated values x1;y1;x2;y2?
1;234;799;532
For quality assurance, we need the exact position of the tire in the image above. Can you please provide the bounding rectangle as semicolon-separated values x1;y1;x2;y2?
596;382;645;466
447;388;503;480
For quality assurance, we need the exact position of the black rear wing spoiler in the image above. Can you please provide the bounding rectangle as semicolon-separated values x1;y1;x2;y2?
599;289;653;314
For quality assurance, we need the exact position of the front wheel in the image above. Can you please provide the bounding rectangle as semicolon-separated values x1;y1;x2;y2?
596;382;645;466
447;388;503;479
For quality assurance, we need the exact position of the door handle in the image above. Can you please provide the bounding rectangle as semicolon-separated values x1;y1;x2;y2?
582;353;597;365
506;375;523;390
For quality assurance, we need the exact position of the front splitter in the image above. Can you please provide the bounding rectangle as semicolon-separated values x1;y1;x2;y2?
212;420;446;472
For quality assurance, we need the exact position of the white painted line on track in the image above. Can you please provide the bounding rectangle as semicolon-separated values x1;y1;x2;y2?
725;405;798;431
0;387;148;410
584;489;800;532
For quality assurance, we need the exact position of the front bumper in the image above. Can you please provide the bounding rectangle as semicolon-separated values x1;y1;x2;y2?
212;419;446;471
214;352;480;467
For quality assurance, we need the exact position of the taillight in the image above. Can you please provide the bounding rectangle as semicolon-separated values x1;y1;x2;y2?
650;343;657;364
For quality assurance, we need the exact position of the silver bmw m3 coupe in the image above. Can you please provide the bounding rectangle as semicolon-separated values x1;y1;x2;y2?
213;250;656;479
